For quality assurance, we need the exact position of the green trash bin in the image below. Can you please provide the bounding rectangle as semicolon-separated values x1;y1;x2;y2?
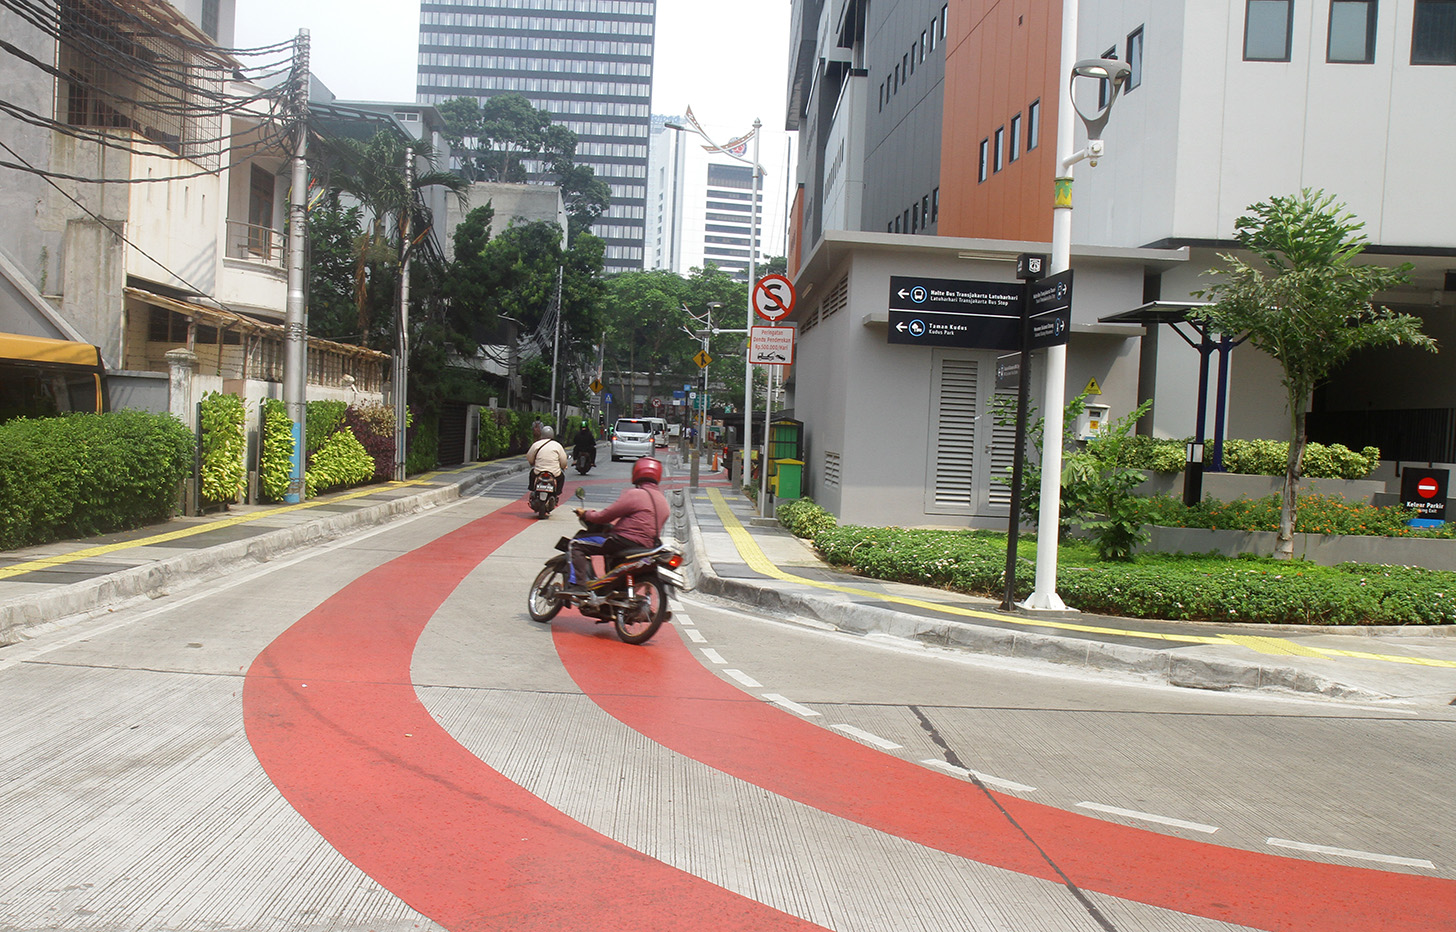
770;459;803;500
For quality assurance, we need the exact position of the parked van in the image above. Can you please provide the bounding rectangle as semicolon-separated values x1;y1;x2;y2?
645;417;668;448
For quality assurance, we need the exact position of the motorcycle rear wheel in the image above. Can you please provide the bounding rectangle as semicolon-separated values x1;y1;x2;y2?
614;577;669;644
528;564;566;622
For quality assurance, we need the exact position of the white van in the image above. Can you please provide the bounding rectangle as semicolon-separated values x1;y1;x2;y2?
645;417;669;448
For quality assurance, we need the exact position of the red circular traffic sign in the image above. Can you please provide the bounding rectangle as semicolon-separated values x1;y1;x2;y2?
753;274;796;322
1417;477;1439;499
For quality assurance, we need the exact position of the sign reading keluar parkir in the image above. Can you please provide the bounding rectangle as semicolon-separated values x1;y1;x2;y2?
1400;467;1449;524
886;272;1073;350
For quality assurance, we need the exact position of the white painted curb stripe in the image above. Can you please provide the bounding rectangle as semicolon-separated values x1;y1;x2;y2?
921;759;1037;793
1076;802;1219;834
763;694;821;717
1266;837;1436;869
831;724;901;749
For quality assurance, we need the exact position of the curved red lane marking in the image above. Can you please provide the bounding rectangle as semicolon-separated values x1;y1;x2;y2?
554;624;1456;932
243;503;825;932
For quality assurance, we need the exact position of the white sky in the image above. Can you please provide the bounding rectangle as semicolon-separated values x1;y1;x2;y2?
233;0;797;255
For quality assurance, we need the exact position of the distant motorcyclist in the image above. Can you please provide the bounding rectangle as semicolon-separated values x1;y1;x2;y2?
567;457;668;591
526;425;568;496
572;423;597;467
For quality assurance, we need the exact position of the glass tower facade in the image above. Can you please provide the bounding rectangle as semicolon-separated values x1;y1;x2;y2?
416;0;655;273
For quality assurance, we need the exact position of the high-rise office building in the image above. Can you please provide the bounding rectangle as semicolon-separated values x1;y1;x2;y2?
415;0;656;273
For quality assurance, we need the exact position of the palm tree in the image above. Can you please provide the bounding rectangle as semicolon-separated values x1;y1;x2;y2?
315;130;469;342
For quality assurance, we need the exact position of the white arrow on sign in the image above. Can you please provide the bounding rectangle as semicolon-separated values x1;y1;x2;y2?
896;321;908;332
898;288;910;300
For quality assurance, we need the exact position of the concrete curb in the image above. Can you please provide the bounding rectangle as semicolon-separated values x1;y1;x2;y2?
0;462;527;645
673;494;1388;702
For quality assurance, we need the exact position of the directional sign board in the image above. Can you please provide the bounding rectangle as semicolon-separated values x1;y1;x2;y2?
887;276;1025;350
749;325;795;365
753;274;796;322
1028;269;1073;349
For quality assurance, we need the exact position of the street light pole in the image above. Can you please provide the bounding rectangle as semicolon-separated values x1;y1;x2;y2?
663;113;765;497
1023;0;1132;610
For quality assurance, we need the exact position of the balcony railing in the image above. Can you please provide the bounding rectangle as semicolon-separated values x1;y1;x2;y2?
225;220;284;269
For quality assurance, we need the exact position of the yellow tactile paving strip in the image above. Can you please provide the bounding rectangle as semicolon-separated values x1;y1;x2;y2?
703;489;1456;671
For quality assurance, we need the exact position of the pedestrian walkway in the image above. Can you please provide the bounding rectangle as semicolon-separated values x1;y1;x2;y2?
681;487;1456;708
3;459;1454;706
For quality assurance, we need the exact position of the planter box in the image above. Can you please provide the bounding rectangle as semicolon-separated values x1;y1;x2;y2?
1135;471;1387;504
1140;525;1456;571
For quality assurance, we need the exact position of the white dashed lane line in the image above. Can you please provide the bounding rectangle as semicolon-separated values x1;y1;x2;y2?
831;724;901;749
683;628;707;643
723;669;763;688
1076;802;1220;834
922;759;1038;794
1266;837;1436;869
763;694;821;717
699;648;726;664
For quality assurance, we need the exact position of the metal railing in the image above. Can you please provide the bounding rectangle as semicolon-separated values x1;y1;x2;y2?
225;220;284;268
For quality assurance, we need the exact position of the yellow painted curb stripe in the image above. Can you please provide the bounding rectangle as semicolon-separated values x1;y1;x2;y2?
703;489;1222;645
703;489;1456;669
0;463;487;582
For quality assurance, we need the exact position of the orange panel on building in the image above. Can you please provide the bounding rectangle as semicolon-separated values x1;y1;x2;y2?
940;0;1060;243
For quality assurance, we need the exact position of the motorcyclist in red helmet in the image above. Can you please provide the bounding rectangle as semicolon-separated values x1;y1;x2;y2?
567;457;669;592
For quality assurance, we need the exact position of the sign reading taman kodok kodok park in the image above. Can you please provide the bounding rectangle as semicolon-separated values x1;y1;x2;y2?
886;272;1073;350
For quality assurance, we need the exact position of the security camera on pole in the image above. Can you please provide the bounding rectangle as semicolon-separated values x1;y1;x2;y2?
1023;0;1133;611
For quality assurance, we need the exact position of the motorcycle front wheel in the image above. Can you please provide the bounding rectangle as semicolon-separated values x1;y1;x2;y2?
528;563;566;622
614;577;669;644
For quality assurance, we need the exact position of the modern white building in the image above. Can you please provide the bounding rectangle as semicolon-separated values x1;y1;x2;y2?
781;0;1456;527
645;114;767;280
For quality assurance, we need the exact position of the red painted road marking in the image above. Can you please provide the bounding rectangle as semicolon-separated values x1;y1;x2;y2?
243;502;825;932
553;625;1456;932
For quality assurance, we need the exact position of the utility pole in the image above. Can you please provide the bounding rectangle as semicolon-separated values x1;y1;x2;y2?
282;29;310;503
393;146;413;481
549;264;563;424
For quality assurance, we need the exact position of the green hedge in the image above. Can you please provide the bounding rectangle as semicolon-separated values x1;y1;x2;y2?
807;525;1456;625
304;426;374;497
0;411;193;549
199;391;245;505
1123;437;1380;479
777;498;838;539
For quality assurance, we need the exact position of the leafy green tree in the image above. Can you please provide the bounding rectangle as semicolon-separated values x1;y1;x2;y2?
1192;189;1436;559
314;129;468;345
305;200;365;341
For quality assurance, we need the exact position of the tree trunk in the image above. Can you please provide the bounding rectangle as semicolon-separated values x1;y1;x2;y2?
1276;400;1309;560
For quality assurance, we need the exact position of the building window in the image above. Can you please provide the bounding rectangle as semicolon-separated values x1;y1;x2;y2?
904;52;910;78
978;139;989;182
1244;0;1294;61
921;194;931;225
993;126;1004;172
1098;47;1118;107
894;215;902;233
894;64;900;90
1329;0;1377;62
1127;27;1144;88
931;187;939;221
1027;99;1040;150
941;4;948;40
903;209;911;231
920;31;928;62
929;20;937;52
1412;0;1456;64
1010;113;1022;161
879;82;885;110
912;203;920;232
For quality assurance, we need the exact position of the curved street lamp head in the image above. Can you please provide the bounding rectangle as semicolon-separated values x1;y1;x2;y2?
663;121;689;132
1069;58;1133;141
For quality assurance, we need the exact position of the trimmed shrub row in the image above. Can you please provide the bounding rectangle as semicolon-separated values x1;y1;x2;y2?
1134;493;1455;539
0;411;192;549
801;524;1456;625
1122;437;1380;479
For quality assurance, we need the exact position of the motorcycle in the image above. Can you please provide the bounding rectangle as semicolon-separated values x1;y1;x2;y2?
527;510;684;644
574;448;594;475
528;469;560;519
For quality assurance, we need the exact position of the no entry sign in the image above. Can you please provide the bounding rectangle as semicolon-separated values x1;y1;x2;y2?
1400;467;1449;521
